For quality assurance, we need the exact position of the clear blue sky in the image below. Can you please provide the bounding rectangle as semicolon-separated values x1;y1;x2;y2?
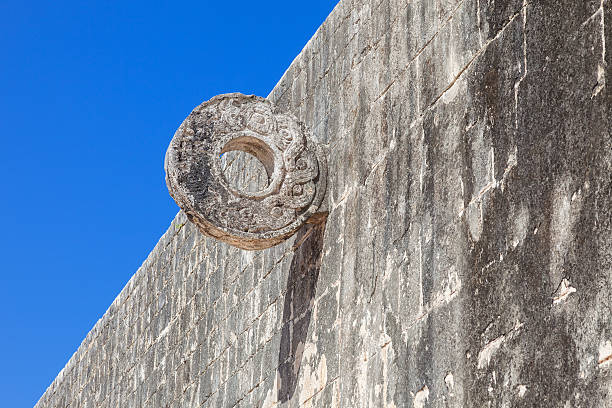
0;1;337;406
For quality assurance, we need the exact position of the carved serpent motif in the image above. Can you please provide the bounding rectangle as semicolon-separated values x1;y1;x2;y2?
165;93;327;250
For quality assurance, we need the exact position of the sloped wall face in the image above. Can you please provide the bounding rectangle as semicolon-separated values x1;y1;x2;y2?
36;0;611;407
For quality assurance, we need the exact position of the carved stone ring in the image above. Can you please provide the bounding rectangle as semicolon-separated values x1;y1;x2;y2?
165;93;327;250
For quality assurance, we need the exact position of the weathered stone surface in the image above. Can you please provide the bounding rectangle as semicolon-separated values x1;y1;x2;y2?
165;93;327;250
36;0;610;407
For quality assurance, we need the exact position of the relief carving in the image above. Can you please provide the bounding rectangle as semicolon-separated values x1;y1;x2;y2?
165;93;327;250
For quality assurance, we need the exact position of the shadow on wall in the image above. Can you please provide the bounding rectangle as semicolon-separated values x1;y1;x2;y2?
277;221;326;403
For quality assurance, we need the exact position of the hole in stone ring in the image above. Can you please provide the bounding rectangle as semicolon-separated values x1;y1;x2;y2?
220;136;274;195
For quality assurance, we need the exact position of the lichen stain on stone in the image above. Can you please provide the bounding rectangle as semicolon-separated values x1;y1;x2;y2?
466;201;484;242
598;340;612;368
261;374;280;408
441;12;468;105
549;177;583;287
441;70;466;104
552;278;577;305
444;372;455;394
477;321;524;369
380;340;396;408
510;202;530;249
355;347;372;406
298;352;327;407
477;335;505;369
592;63;605;98
412;385;429;408
463;122;494;242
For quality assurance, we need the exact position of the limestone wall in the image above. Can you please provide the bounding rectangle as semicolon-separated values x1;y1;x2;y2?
36;0;611;406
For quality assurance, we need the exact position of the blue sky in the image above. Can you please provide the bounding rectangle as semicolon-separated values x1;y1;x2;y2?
0;1;337;406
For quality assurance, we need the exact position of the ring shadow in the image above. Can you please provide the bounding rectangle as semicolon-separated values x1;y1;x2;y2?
277;220;326;403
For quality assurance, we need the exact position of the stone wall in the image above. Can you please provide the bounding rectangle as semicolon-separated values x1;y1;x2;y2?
36;0;611;406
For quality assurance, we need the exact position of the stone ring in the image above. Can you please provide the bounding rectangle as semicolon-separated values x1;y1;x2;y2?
165;93;327;250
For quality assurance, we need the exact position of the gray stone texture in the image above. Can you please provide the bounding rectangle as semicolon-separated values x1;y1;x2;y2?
36;0;611;407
